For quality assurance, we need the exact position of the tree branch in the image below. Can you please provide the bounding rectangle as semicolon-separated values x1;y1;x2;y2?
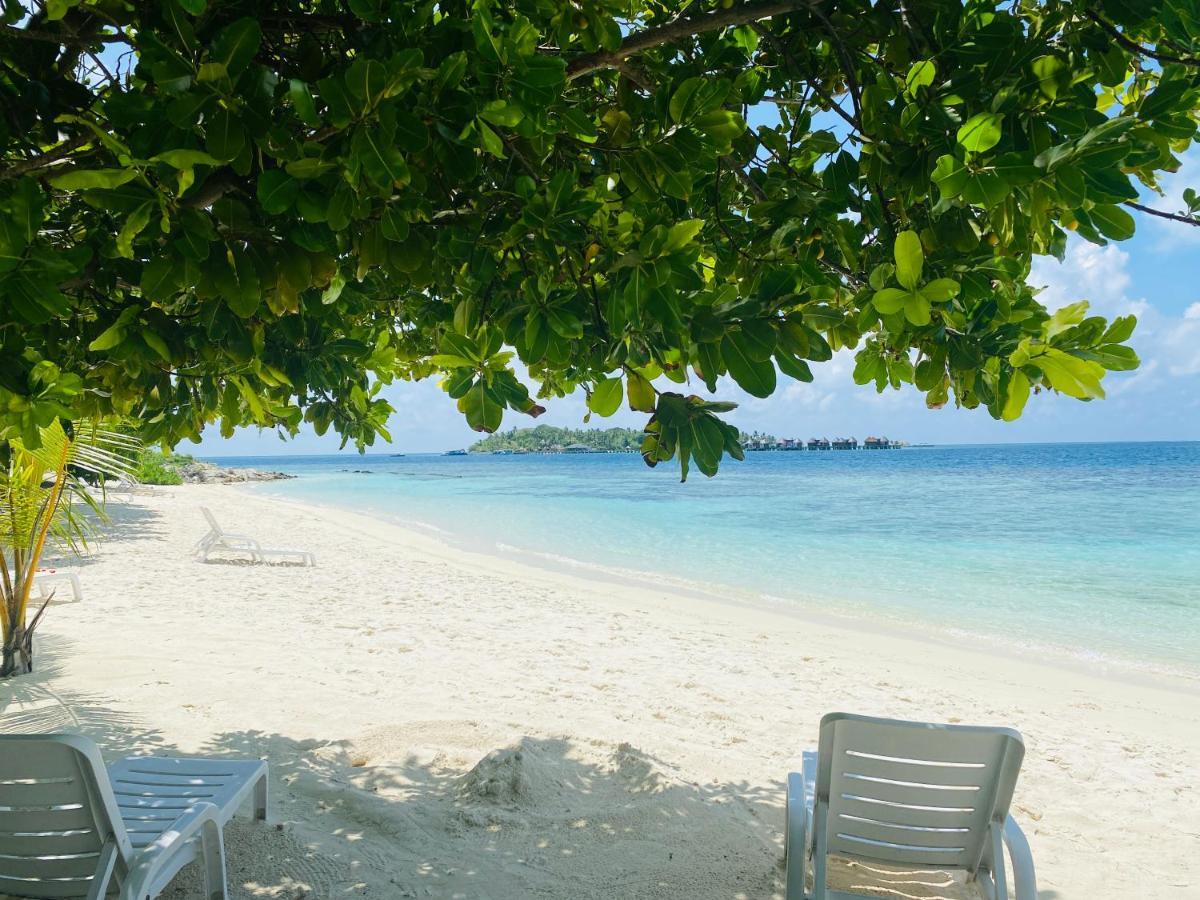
1083;10;1200;68
0;133;93;181
1125;200;1200;226
565;0;814;80
182;171;247;209
0;23;129;46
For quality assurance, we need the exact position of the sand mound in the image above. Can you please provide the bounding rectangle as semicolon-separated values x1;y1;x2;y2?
609;741;670;794
459;745;539;806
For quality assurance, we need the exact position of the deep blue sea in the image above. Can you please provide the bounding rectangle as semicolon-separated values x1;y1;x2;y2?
210;443;1200;679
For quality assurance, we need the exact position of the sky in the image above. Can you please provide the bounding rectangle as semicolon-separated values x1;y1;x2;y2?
199;150;1200;456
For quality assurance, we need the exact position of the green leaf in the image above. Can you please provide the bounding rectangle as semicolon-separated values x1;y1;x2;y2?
588;376;623;417
288;79;320;126
354;129;410;194
476;119;506;158
1045;301;1089;339
1084;343;1139;371
693;342;722;392
626;371;656;412
722;332;776;398
932;154;968;199
919;279;960;303
957;112;1004;154
1036;349;1105;400
669;77;730;123
663;219;704;253
962;171;1011;208
345;58;388;113
459;381;503;432
49;169;136;190
545;306;583;340
210;18;261;77
1090;204;1136;241
693;110;745;152
1031;55;1067;99
872;287;909;314
205;108;245;161
903;293;932;326
115;202;153;258
216;249;261;317
893;231;924;291
478;100;523;128
141;254;179;301
905;60;936;94
88;314;134;351
775;352;813;383
151;150;221;169
256;170;299;214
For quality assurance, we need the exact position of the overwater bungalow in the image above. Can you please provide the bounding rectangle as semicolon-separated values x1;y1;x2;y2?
863;436;891;450
832;437;858;450
806;438;831;451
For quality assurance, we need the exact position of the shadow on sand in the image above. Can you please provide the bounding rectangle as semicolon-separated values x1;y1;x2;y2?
3;637;1005;900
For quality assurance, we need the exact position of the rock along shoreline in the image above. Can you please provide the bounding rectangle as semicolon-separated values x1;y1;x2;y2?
178;461;295;484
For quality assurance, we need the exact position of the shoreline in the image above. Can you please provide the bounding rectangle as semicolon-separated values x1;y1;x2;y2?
9;484;1198;898
246;479;1200;696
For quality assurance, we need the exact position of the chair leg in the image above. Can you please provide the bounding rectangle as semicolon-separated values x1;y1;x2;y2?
254;771;268;820
200;819;228;900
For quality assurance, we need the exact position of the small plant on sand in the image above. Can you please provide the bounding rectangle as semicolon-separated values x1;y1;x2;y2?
0;421;139;677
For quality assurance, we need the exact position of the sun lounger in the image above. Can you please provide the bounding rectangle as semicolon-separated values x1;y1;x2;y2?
195;506;315;566
0;733;267;899
785;712;1036;900
32;568;84;603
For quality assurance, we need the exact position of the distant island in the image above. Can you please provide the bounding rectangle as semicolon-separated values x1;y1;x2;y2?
465;426;906;455
470;426;642;454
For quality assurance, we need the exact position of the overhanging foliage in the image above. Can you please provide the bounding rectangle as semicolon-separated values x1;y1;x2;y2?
1;1;1197;477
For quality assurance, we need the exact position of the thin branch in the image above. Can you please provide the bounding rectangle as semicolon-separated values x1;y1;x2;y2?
1125;200;1200;226
565;0;814;80
1083;10;1200;68
724;156;767;202
750;22;863;136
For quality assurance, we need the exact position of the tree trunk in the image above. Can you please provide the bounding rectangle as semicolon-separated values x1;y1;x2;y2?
0;623;33;677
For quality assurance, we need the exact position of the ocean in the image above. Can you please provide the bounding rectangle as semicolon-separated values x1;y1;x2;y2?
210;442;1200;681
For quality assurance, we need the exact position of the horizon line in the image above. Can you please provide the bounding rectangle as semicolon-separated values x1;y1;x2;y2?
194;438;1200;459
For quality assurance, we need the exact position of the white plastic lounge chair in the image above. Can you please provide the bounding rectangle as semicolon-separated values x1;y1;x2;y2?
3;568;84;604
0;733;267;899
786;712;1036;900
111;477;157;499
195;506;315;566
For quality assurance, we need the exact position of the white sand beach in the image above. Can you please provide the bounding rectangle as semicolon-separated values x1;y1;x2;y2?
3;485;1197;899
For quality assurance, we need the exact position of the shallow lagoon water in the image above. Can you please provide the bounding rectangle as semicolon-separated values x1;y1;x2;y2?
218;442;1200;679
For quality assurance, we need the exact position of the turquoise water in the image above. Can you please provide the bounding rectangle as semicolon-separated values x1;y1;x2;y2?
217;443;1200;678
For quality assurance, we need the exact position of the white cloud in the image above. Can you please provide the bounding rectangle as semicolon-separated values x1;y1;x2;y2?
1033;236;1200;396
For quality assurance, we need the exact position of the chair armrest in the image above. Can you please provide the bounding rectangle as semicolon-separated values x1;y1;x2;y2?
120;801;223;900
785;769;813;899
1003;815;1037;900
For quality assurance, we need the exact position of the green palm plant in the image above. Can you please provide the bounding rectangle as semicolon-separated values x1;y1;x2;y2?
0;420;139;677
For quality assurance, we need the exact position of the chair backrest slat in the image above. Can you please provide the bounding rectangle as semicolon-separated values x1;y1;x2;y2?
0;736;130;899
200;506;222;534
816;713;1023;874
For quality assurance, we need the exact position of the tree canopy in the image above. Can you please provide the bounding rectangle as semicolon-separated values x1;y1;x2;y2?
1;0;1197;477
471;424;643;452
